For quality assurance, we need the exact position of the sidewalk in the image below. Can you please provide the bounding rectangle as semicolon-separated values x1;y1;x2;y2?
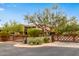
14;41;79;48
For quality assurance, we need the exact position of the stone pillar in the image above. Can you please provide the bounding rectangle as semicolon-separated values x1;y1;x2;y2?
50;32;55;42
23;26;27;44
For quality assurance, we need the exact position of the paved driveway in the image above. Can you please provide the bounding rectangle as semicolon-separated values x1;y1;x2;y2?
0;43;79;56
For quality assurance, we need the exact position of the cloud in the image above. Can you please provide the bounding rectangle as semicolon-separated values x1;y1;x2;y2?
0;8;5;11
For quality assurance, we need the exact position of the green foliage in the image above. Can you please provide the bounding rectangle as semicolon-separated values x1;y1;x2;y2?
27;37;51;45
53;16;79;35
0;31;10;36
24;4;79;35
24;4;69;35
27;28;42;37
59;24;79;35
43;37;50;43
2;21;24;35
2;23;10;32
1;4;79;37
62;31;79;35
28;37;43;45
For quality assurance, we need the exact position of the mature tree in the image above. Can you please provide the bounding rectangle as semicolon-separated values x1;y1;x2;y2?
24;4;68;35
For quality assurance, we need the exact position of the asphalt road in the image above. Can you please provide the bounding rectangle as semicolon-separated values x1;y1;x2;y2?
0;43;79;56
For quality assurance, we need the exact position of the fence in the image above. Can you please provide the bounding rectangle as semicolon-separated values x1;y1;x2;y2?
0;35;27;42
10;35;27;42
52;35;79;42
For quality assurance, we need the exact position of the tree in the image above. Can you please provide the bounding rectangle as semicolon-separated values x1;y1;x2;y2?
24;4;68;36
2;22;10;32
59;16;79;35
2;21;24;35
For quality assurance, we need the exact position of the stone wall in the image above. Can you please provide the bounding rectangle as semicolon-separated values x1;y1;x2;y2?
0;35;27;42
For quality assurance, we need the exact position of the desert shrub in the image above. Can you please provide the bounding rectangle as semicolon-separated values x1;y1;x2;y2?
0;31;10;36
75;31;79;35
2;21;24;35
27;37;43;45
27;28;42;37
43;37;50;43
62;31;79;36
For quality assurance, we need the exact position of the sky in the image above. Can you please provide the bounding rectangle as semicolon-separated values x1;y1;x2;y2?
0;3;79;26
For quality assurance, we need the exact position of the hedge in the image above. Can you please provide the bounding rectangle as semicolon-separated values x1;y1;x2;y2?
27;28;42;37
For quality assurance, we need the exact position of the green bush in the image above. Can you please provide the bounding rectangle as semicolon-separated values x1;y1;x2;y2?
2;21;24;35
43;37;50;43
28;37;43;45
62;31;79;35
0;31;10;36
27;28;42;37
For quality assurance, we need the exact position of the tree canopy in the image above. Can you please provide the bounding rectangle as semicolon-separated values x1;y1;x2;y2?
24;4;79;35
2;21;24;35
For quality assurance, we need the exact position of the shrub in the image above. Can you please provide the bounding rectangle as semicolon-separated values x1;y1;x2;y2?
62;31;79;36
27;37;43;45
2;21;24;35
27;28;42;37
43;37;50;43
75;31;79;35
0;31;10;36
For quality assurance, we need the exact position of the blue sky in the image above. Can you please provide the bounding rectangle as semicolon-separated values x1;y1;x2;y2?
0;3;79;26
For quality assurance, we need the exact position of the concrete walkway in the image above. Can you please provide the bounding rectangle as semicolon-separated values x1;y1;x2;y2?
14;42;79;48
